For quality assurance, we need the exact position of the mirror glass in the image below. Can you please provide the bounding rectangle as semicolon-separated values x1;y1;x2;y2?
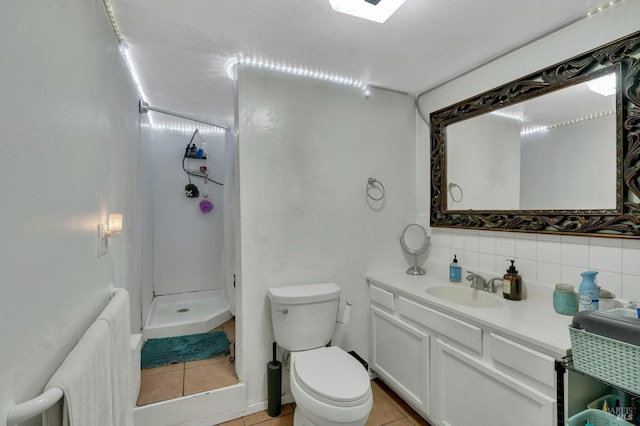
446;73;617;211
400;223;429;253
400;223;429;275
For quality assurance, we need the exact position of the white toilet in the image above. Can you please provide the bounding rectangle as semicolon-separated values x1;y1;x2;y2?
268;283;372;426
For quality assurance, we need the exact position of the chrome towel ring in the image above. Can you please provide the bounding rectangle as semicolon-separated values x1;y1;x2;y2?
448;182;463;203
366;177;385;201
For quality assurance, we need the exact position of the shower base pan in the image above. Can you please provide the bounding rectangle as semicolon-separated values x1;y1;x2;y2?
143;289;232;340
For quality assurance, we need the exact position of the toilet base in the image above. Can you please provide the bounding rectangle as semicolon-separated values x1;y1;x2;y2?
293;406;369;426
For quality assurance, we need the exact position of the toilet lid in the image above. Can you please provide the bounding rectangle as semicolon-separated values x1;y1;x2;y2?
293;346;370;406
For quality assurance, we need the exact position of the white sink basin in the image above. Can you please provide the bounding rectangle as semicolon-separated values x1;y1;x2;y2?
426;285;504;308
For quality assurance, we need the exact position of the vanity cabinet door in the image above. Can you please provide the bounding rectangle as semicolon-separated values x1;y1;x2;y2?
434;339;555;426
370;305;430;416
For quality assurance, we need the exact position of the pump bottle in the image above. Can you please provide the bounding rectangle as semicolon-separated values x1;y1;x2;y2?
502;259;522;300
449;254;461;282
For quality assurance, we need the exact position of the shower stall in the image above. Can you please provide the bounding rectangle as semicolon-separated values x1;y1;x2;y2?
138;103;237;340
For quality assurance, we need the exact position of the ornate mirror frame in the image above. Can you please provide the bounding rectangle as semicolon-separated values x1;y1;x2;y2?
430;30;640;237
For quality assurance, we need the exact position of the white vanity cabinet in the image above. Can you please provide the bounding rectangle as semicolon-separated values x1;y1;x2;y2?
435;339;555;426
368;279;561;426
370;286;431;415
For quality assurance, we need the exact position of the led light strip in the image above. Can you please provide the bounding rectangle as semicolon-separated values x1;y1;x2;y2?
491;110;524;122
150;120;226;135
231;57;371;96
119;45;151;121
546;109;615;129
102;0;124;43
586;0;623;16
521;109;615;136
520;125;549;136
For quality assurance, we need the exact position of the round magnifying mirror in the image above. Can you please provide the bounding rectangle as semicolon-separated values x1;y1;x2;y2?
399;224;430;275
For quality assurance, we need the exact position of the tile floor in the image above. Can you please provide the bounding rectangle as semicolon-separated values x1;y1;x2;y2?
219;379;431;426
137;318;237;406
137;317;431;425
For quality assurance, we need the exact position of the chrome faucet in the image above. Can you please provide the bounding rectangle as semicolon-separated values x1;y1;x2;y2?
466;271;501;293
466;271;486;290
486;277;503;293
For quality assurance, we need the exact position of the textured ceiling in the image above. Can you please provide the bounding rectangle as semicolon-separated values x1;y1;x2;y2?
109;0;612;128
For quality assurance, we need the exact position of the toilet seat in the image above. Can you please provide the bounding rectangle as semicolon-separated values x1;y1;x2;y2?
292;346;371;408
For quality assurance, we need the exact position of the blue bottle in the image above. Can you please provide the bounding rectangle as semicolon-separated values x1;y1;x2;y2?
449;254;461;282
578;271;599;311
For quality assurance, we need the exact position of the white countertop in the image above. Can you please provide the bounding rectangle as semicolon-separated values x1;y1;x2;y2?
366;270;575;359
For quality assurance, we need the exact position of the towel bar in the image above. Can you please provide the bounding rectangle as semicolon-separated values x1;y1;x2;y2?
7;289;120;425
6;386;63;425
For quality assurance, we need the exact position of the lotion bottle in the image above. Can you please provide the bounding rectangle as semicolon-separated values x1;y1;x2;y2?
502;259;522;300
449;254;461;282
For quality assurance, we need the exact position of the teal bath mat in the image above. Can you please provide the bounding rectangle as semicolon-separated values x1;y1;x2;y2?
141;331;230;369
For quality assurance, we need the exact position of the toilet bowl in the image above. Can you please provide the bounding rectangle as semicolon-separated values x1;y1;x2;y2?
267;283;373;426
290;347;372;426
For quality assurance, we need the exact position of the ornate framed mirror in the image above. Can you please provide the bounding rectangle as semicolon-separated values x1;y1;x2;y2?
430;30;640;237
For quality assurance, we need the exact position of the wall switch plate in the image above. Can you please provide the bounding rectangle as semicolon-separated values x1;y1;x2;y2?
97;224;108;257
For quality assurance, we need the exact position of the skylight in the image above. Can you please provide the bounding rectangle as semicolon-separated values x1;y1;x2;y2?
329;0;407;23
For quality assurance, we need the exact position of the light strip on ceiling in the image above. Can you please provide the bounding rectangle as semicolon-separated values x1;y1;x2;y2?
119;45;152;125
491;110;524;122
233;57;371;96
102;0;124;43
521;109;615;136
329;0;407;23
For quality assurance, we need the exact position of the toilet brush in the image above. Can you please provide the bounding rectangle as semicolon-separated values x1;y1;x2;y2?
267;342;282;417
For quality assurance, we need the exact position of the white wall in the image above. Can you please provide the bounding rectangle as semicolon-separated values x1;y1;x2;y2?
236;66;417;405
0;0;141;423
417;1;640;297
520;115;616;210
447;114;520;210
150;127;226;296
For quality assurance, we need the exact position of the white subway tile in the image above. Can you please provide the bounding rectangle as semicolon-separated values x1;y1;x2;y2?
589;237;622;248
561;241;589;268
496;233;516;257
515;258;536;282
451;230;465;250
432;229;451;248
463;250;480;270
479;253;497;273
590;244;622;273
515;237;537;261
623;239;640;250
622;274;640;301
561;265;585;286
537;239;562;264
538;234;561;243
537;262;562;285
464;232;480;253
622;246;640;276
478;231;496;254
595;271;622;299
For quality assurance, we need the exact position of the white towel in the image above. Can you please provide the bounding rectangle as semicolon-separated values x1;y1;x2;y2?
97;288;134;426
44;321;113;426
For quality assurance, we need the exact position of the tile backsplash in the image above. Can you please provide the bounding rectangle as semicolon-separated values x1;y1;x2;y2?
429;228;640;302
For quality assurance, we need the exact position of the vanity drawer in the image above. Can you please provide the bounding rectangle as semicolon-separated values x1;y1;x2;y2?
490;333;556;388
397;296;481;354
370;285;395;311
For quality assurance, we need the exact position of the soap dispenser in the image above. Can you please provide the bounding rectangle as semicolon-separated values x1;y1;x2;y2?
449;254;461;282
502;259;522;300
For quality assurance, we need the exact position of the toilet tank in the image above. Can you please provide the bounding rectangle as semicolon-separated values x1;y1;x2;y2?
268;283;340;351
